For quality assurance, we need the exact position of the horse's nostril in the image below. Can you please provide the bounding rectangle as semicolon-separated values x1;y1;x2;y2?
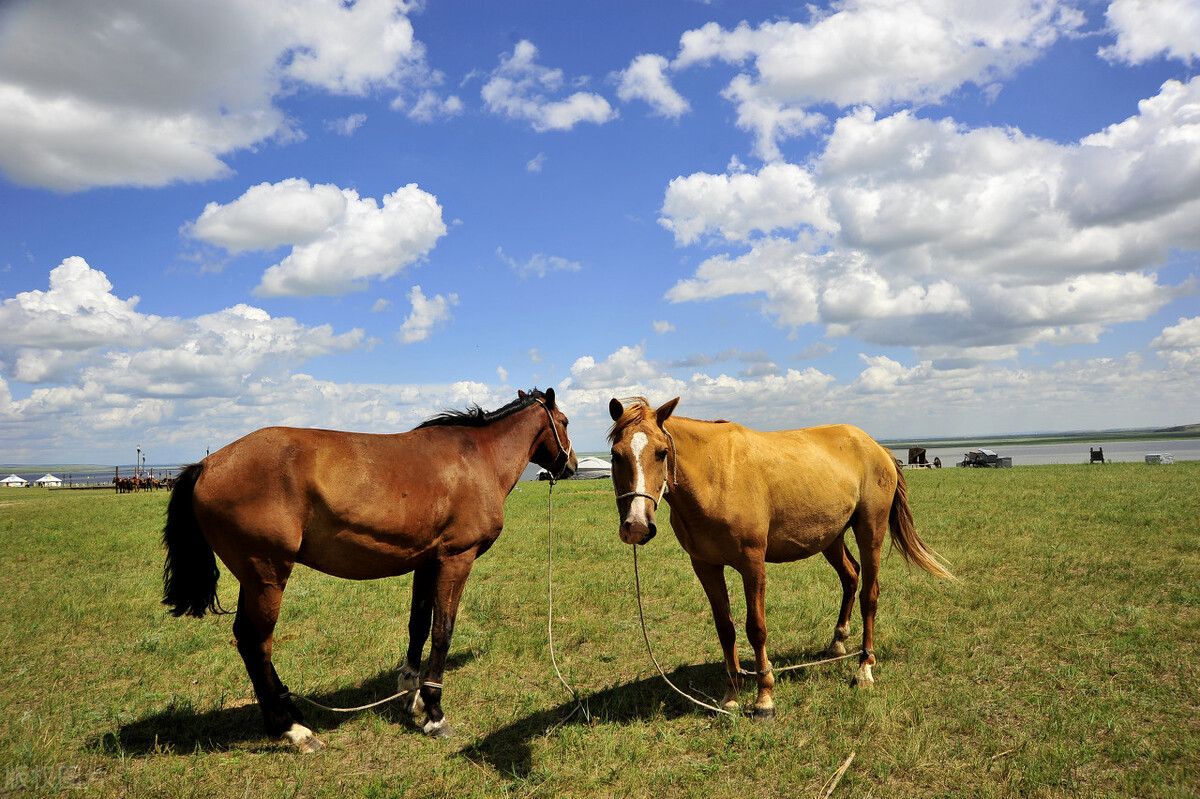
647;524;657;541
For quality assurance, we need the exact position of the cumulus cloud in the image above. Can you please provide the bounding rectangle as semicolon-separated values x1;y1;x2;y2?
0;0;432;191
660;77;1200;362
481;40;616;132
0;258;363;398
669;1;1083;159
1101;0;1200;65
660;161;834;245
187;179;447;296
616;54;690;118
398;285;458;343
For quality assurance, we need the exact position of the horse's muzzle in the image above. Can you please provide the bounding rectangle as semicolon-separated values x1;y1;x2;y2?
620;519;657;546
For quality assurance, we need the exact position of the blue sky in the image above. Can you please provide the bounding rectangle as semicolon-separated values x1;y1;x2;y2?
1;0;1199;464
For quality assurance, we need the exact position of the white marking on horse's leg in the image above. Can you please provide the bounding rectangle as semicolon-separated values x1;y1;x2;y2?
422;718;452;738
280;723;325;753
853;661;875;689
626;431;650;527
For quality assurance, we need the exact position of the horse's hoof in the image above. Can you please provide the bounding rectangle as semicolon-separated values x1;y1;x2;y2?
752;706;776;722
826;641;847;656
852;663;875;689
401;694;426;716
280;724;325;753
422;718;453;739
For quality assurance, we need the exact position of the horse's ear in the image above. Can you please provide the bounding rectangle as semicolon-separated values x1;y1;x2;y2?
518;390;527;399
609;397;624;421
656;397;680;426
544;387;556;408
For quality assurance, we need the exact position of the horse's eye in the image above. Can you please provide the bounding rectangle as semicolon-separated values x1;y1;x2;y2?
656;448;668;460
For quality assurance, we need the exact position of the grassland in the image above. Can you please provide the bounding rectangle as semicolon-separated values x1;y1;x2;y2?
1;463;1197;797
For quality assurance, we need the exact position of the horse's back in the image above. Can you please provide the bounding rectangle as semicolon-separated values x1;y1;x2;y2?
677;420;896;562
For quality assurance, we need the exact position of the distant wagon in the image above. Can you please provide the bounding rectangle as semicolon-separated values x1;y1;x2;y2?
958;448;1012;468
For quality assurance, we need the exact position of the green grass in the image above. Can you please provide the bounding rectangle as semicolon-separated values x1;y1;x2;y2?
1;464;1198;797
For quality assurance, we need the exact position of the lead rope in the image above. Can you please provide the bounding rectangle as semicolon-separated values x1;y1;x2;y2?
546;477;590;725
633;544;733;717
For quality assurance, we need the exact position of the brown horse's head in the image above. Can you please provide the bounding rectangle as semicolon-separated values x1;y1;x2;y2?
524;388;578;480
607;396;680;545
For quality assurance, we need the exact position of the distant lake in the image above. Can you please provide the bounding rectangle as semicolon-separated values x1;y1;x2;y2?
888;439;1200;467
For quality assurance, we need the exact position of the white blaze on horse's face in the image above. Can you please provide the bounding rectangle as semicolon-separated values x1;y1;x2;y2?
615;429;665;545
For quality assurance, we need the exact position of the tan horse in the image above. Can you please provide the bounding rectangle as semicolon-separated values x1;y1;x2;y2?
607;397;954;719
163;389;576;751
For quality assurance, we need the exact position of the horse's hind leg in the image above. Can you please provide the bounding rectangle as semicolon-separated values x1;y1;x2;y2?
233;582;324;752
851;522;884;689
821;535;859;656
397;563;436;717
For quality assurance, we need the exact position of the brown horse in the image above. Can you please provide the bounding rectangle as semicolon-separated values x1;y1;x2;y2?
607;397;955;719
162;388;576;751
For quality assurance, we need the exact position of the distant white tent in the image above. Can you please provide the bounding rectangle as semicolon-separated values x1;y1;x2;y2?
537;456;612;480
35;474;63;487
2;474;29;487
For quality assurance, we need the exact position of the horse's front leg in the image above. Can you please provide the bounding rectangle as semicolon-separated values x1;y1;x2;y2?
738;560;775;720
690;558;742;710
416;551;478;738
397;563;436;717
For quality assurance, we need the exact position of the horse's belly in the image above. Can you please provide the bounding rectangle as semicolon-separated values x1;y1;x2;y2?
297;528;427;580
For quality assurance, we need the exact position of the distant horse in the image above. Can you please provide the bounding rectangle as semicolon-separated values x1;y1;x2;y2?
607;397;955;719
162;389;577;751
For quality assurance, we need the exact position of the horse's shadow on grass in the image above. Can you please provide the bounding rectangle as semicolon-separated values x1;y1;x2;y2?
92;652;478;757
463;647;852;778
93;647;850;772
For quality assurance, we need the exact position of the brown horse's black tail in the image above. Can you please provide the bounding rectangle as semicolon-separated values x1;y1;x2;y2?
888;468;959;582
162;463;228;617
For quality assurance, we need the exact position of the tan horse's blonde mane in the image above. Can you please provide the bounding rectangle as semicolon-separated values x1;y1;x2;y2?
607;397;730;445
607;397;654;445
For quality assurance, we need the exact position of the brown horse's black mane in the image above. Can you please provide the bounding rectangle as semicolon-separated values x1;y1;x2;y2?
415;388;548;430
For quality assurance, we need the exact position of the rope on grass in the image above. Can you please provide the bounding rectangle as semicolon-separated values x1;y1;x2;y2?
546;478;590;725
631;545;863;716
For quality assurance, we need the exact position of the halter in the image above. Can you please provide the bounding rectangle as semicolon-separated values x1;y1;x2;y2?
614;426;677;510
535;398;574;482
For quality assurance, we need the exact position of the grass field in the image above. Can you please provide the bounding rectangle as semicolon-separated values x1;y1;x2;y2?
1;463;1197;797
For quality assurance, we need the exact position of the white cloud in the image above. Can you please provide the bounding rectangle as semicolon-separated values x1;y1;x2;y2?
660;161;835;245
616;54;690;118
328;113;368;136
1101;0;1200;65
188;179;447;296
0;258;364;402
405;90;464;122
1151;316;1200;369
189;178;350;253
653;320;675;334
670;1;1083;158
398;285;458;343
659;77;1200;362
497;247;582;279
527;152;547;172
481;40;616;132
0;0;432;191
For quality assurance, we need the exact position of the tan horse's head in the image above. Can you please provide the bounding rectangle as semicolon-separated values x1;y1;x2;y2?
607;396;680;545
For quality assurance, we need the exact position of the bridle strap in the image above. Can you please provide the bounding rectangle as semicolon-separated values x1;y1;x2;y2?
535;398;573;481
615;480;668;511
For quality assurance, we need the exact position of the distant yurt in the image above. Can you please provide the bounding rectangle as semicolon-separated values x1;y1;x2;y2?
1;474;29;487
537;456;612;480
35;474;63;487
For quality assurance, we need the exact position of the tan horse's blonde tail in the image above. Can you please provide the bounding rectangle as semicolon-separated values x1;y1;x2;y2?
888;469;959;582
